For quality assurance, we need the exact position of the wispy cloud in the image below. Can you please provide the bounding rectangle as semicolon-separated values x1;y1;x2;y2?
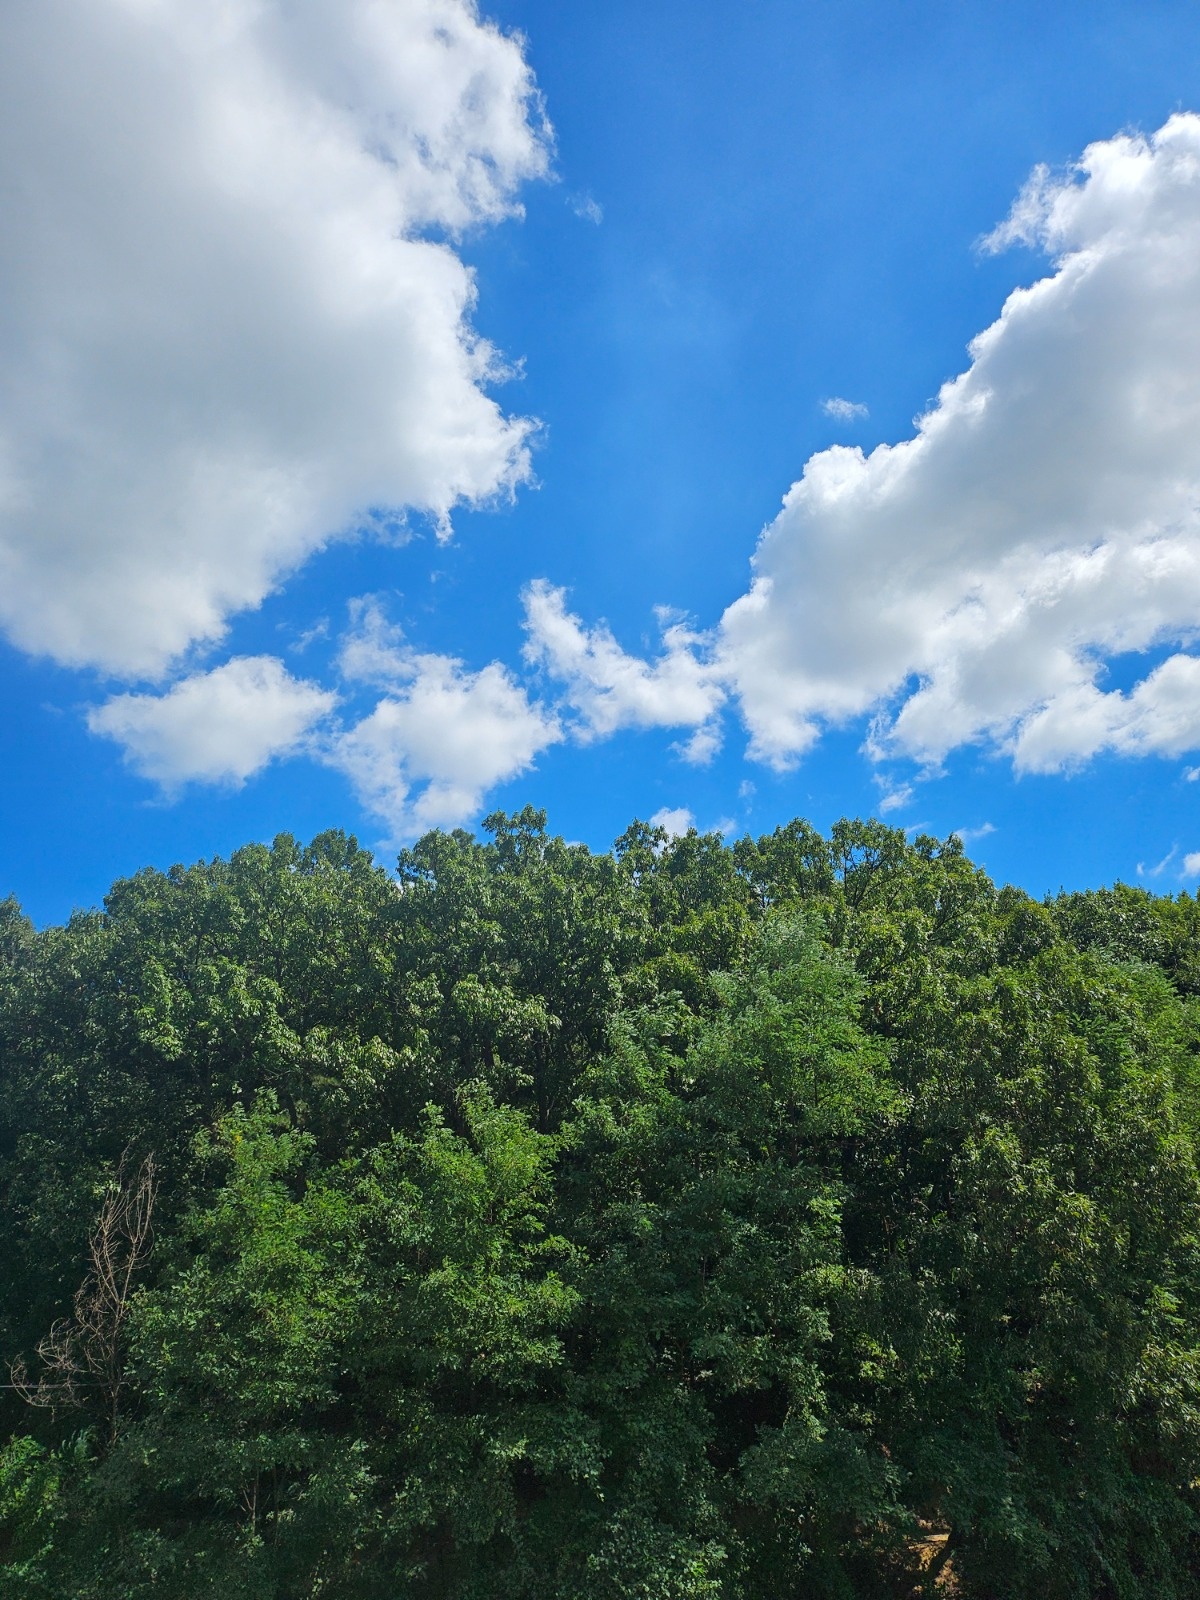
568;192;603;224
952;822;996;846
876;781;914;815
1138;846;1179;880
821;397;869;422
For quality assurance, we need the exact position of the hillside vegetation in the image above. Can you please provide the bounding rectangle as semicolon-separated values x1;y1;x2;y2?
2;811;1200;1598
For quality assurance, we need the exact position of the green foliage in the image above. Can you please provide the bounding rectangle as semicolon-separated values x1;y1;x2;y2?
0;1435;65;1597
3;814;1199;1595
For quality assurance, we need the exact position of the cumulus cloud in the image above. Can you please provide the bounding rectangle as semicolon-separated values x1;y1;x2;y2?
329;599;561;835
649;806;696;837
88;657;336;785
718;114;1200;773
0;0;549;677
648;806;735;839
1184;852;1200;878
821;397;869;422
1014;654;1200;771
521;580;724;754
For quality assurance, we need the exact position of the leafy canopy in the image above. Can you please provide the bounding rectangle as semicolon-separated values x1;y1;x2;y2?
2;812;1199;1596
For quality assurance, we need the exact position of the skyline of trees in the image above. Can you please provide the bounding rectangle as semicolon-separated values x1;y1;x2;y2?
2;811;1199;1597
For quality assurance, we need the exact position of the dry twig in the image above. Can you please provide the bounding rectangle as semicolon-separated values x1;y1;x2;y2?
12;1151;158;1443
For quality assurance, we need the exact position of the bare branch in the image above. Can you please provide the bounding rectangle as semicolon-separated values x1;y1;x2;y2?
10;1151;158;1443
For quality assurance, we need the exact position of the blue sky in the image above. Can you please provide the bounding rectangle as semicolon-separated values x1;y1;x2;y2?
5;0;1200;924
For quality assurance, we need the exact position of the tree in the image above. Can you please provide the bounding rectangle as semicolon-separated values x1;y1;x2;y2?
13;1153;158;1446
4;814;1200;1596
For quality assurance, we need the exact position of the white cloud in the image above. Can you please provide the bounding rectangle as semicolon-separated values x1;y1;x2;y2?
1137;846;1179;880
569;193;604;224
336;597;415;690
649;806;696;838
292;618;331;654
876;782;914;815
821;397;869;422
649;806;737;839
521;580;724;750
673;723;724;764
330;601;561;835
0;0;549;677
88;656;335;785
718;114;1200;774
1014;655;1200;772
952;822;996;845
1183;852;1200;878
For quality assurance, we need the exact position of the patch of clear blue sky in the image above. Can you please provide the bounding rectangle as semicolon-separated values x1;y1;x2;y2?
5;0;1200;922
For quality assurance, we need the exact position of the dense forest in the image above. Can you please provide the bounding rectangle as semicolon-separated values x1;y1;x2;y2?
2;810;1200;1598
